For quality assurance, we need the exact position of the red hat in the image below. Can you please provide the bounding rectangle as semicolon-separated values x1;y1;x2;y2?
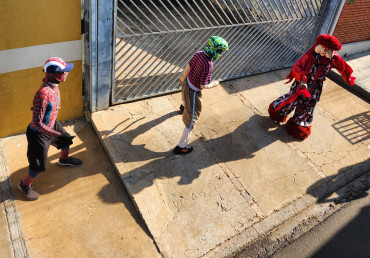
315;34;342;51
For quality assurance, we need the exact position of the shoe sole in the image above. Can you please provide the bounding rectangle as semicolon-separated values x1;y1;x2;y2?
173;150;193;155
57;161;82;167
18;184;39;201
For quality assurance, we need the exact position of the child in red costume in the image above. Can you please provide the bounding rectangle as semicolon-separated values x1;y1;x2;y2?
18;57;82;201
268;34;355;140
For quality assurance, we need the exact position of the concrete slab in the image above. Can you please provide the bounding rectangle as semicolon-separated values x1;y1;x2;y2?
232;69;370;197
91;68;369;257
3;119;160;258
92;98;260;257
193;81;321;216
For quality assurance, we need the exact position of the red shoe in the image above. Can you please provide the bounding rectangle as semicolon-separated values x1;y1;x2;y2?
268;102;287;123
286;118;311;140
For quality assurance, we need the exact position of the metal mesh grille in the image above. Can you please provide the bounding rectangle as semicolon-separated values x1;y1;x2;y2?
113;0;325;104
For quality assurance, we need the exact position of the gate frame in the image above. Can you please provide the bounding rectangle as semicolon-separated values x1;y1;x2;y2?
83;0;114;112
83;0;346;113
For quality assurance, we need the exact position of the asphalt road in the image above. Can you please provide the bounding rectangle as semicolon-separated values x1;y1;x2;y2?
271;190;370;258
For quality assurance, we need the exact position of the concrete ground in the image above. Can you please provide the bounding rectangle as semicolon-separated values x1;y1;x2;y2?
328;50;370;102
91;68;369;257
0;119;160;258
0;54;369;257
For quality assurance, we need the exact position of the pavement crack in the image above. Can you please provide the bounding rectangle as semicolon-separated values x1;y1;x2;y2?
197;133;265;218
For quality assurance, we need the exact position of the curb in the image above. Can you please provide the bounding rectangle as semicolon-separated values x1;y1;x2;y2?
204;161;370;258
0;139;31;258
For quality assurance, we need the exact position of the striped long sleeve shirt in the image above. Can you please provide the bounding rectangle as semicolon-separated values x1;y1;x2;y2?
187;51;213;90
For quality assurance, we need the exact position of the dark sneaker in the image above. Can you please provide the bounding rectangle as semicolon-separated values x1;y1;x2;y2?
18;181;39;201
178;104;184;114
173;145;193;155
58;157;82;167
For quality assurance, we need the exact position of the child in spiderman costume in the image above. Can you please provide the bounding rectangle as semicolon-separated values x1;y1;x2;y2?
18;57;82;201
268;34;355;140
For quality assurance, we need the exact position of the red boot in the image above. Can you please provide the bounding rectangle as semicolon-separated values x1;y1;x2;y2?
268;102;287;123
286;118;311;140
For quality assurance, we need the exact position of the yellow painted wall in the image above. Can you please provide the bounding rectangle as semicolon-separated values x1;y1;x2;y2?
0;0;83;138
0;0;81;51
0;62;84;138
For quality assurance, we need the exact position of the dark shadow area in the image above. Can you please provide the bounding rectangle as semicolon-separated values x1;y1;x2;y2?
307;160;370;204
99;111;179;161
100;112;297;195
332;111;370;144
97;168;153;238
312;204;370;258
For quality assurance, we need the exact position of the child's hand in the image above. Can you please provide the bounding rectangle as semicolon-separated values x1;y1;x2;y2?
212;80;220;88
208;80;219;88
202;80;219;89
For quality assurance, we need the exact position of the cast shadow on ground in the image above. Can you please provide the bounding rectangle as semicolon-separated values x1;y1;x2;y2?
332;111;370;145
98;112;296;197
99;111;179;162
2;119;153;237
313;204;370;257
5;120;98;199
306;159;370;204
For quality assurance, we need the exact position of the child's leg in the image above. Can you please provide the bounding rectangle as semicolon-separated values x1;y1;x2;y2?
182;87;202;130
177;127;192;148
179;82;186;114
20;126;51;200
286;82;322;139
25;127;51;174
269;81;300;122
19;168;40;201
174;81;201;154
51;120;69;159
52;121;82;167
22;170;40;186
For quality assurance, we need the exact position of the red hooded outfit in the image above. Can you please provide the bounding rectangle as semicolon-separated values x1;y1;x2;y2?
268;34;355;140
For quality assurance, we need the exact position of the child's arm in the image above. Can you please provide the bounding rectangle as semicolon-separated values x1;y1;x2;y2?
286;49;315;84
32;93;61;137
331;53;356;86
179;64;190;84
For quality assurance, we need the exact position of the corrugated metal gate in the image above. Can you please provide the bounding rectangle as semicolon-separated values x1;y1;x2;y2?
112;0;326;104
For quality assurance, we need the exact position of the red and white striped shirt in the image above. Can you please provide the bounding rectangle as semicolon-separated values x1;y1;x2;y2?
187;51;213;90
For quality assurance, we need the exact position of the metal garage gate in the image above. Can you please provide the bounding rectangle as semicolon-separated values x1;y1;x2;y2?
112;0;326;104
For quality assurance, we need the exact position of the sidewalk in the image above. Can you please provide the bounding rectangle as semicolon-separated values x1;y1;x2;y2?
328;50;370;102
0;60;369;257
0;119;160;258
91;67;370;257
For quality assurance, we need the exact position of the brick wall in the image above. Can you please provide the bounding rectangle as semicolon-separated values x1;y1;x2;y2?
333;0;370;44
